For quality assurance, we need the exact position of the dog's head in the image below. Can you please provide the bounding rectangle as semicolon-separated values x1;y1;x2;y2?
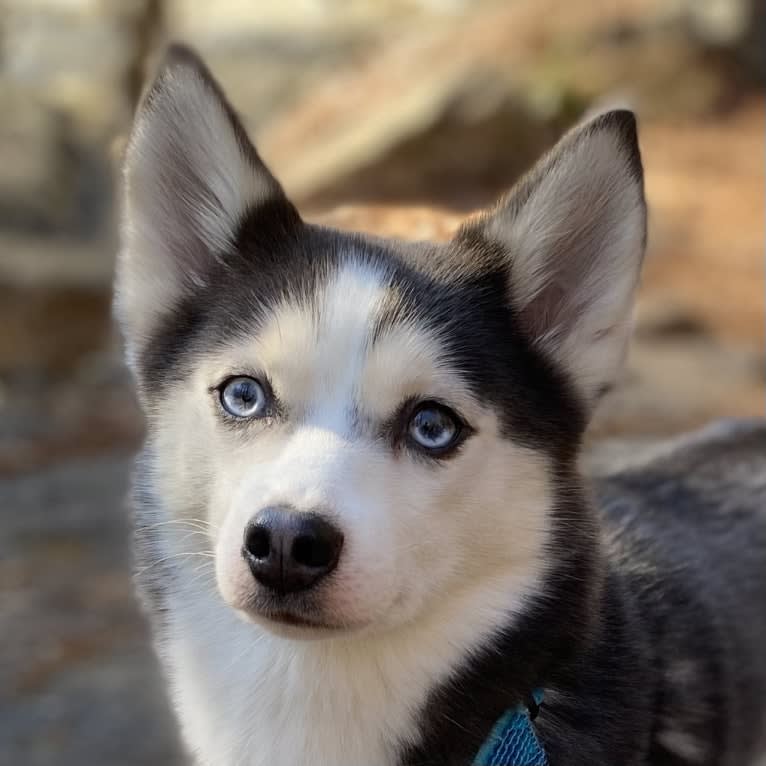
117;46;646;639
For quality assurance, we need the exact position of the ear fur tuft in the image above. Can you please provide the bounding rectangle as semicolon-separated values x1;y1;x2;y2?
116;44;291;365
461;110;647;413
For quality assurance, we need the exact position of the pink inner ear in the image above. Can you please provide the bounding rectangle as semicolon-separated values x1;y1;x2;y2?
466;113;646;408
515;278;569;348
120;43;293;315
117;45;298;356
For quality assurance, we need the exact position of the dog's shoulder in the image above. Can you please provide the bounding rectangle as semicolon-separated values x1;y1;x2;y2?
588;417;766;564
585;419;766;765
588;417;766;512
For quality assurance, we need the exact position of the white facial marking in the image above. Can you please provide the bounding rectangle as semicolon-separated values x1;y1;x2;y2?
147;260;554;765
118;57;649;766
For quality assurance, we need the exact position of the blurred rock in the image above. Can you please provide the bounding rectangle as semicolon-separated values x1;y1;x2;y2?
162;0;390;138
639;98;765;348
2;0;146;138
0;284;112;377
244;0;758;209
741;0;766;80
0;235;114;289
289;72;579;210
256;0;597;207
0;0;152;250
589;335;764;440
0;87;80;233
685;0;752;44
0;454;184;766
683;0;766;80
0;335;143;477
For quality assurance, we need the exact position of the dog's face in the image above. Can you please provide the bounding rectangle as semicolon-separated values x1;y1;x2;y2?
117;47;645;639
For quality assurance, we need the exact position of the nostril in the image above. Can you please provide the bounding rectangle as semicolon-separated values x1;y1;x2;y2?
244;525;271;560
292;535;333;569
243;509;343;592
290;517;343;572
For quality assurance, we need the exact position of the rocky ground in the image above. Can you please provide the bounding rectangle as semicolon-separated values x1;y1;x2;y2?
0;0;763;763
0;455;184;765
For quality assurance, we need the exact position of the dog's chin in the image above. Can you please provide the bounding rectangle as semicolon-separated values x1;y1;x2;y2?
245;610;351;640
230;598;370;641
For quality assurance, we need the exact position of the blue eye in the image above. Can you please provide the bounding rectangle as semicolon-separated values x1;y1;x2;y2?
408;404;460;452
219;377;267;418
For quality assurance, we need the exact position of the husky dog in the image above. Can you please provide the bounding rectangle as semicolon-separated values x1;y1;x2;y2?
115;45;766;766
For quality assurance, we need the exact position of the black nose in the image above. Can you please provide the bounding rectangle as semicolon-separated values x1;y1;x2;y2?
242;507;344;594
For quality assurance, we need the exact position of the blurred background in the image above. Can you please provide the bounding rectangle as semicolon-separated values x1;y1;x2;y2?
0;0;763;763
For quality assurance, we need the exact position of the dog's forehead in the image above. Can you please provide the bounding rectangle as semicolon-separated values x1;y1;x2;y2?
143;222;582;456
208;256;479;420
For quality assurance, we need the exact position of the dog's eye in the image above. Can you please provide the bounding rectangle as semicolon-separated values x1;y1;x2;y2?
408;403;460;453
219;377;267;418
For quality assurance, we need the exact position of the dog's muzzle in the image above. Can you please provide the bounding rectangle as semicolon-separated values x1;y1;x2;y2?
242;506;343;594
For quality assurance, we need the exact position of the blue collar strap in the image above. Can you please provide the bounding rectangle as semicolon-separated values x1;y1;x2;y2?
472;689;548;766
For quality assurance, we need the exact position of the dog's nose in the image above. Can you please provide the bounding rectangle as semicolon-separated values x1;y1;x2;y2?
242;507;343;594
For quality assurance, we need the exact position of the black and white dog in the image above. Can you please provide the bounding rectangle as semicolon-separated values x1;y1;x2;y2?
115;45;766;766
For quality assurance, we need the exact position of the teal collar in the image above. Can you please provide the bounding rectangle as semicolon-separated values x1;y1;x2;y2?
472;689;548;766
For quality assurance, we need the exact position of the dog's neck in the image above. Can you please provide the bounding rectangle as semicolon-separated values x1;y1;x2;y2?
162;561;544;766
155;473;605;766
401;472;608;764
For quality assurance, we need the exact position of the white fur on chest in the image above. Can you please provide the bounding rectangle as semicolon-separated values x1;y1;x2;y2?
161;569;537;766
168;592;407;766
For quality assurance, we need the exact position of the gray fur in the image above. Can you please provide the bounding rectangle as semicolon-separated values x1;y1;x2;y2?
117;45;766;766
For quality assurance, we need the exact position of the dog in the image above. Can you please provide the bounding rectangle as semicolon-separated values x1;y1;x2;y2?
115;44;766;766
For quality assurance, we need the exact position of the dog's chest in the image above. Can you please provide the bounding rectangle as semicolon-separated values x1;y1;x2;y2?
163;587;424;766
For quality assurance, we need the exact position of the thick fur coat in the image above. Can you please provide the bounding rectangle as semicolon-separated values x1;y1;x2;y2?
115;46;766;766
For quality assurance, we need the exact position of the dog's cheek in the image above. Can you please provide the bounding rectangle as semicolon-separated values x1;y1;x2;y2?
453;430;552;585
151;383;217;521
329;454;456;627
207;439;280;607
317;456;405;625
399;471;465;615
214;510;254;612
398;416;553;615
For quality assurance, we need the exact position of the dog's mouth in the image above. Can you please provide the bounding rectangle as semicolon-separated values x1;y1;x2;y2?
264;609;341;630
245;606;355;638
237;592;354;636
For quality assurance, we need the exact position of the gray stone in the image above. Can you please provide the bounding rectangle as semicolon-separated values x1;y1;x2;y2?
0;454;185;765
0;86;79;234
0;0;149;247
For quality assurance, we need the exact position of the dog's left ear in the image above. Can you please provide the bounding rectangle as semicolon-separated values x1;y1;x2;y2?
116;44;294;364
462;110;646;413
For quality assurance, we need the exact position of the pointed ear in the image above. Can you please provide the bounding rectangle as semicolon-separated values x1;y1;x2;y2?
115;44;294;364
462;110;647;414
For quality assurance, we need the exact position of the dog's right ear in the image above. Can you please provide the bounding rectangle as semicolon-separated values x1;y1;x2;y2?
458;110;646;416
116;44;293;364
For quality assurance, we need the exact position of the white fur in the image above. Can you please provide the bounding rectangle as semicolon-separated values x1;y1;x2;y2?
166;558;546;766
145;262;553;765
118;58;645;764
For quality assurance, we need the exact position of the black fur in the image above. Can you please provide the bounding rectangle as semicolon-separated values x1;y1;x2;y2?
134;211;766;766
139;211;586;452
401;421;766;766
123;46;766;766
